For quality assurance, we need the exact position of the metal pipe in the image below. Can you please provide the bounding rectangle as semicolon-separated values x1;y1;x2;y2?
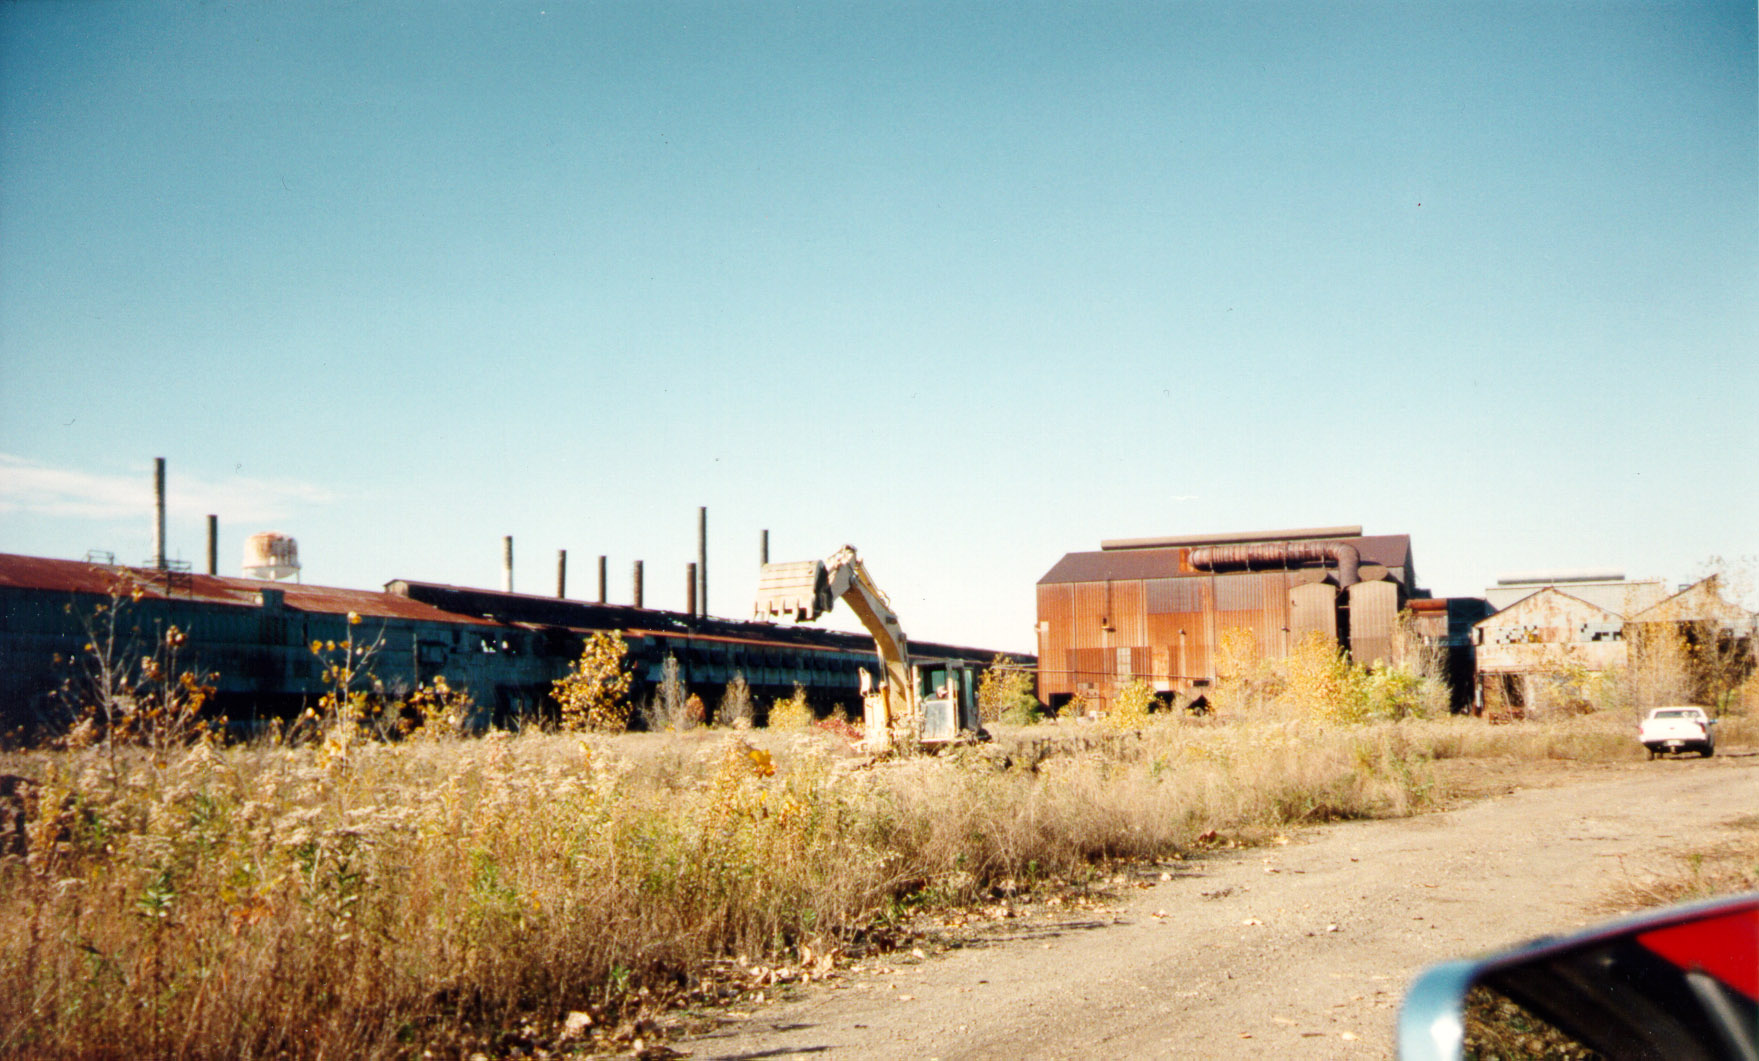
598;555;607;604
556;549;567;599
633;560;644;608
502;536;513;593
687;562;697;617
206;514;217;576
1188;541;1361;587
153;458;167;570
697;506;708;617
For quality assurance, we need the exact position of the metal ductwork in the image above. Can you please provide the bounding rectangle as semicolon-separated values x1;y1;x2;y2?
1188;541;1361;588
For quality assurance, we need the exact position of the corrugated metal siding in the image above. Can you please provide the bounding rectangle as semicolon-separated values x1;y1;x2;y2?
1035;532;1427;705
1289;582;1339;643
1107;580;1146;647
1036;583;1072;699
1348;580;1401;666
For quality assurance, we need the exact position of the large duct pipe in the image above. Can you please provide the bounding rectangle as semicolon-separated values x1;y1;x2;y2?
502;536;514;592
153;457;167;570
697;506;708;618
1189;541;1360;587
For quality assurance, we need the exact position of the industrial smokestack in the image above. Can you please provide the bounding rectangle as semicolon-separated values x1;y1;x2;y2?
153;457;167;570
206;514;218;576
697;506;708;618
556;549;567;599
633;560;644;608
598;555;607;604
502;536;514;592
761;529;769;566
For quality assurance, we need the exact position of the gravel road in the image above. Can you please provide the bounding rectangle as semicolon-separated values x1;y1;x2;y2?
676;753;1758;1060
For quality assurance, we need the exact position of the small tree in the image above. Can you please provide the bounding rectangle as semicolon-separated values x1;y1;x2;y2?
977;655;1042;724
716;670;754;729
553;631;633;733
642;653;694;732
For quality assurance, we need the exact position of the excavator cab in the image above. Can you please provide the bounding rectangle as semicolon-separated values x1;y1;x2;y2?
914;661;981;745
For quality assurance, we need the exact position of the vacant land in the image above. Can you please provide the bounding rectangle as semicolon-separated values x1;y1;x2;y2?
678;753;1758;1060
4;716;1752;1059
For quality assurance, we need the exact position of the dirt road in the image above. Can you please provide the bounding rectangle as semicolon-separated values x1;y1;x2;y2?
678;754;1757;1060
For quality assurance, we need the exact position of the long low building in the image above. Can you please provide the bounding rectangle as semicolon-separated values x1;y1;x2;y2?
0;552;1024;735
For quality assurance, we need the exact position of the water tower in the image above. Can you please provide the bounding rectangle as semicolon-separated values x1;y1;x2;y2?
243;532;302;582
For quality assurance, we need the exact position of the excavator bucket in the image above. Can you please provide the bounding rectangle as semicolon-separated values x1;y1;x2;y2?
754;560;830;621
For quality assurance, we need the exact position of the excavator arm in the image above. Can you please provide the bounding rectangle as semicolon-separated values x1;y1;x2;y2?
755;545;914;751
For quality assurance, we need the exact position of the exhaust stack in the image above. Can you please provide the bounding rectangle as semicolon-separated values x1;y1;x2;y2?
153;457;167;570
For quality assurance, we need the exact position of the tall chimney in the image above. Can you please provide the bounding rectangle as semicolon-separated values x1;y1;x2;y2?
632;560;644;608
598;555;607;604
697;506;708;618
502;535;514;592
686;562;698;617
761;528;769;566
556;549;567;599
153;457;167;570
206;514;218;575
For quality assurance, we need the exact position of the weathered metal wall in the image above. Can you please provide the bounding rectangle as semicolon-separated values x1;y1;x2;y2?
1347;579;1401;667
1036;532;1422;711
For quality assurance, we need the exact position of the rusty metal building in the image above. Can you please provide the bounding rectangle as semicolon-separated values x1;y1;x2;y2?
1036;526;1440;711
0;552;1020;737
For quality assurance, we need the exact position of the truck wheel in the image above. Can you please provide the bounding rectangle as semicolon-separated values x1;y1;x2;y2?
1647;748;1658;760
1700;746;1714;758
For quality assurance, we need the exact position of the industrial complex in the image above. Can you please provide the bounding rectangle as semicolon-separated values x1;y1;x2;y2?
2;463;1753;735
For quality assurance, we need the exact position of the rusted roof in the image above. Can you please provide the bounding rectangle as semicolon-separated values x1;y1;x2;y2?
0;553;498;626
388;579;1020;664
1038;534;1414;585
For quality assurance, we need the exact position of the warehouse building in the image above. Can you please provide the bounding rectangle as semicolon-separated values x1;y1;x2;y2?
1035;526;1477;712
0;552;1016;738
1474;572;1757;717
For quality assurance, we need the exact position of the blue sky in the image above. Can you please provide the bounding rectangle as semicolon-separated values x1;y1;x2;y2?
3;1;1754;652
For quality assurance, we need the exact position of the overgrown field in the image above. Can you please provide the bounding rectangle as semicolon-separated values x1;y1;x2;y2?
0;713;1742;1060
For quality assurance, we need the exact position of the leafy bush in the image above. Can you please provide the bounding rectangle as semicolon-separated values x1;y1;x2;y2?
552;632;633;732
1106;677;1164;729
766;683;814;731
977;655;1041;724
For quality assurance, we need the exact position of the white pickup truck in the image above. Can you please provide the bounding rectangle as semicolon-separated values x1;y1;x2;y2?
1638;706;1716;759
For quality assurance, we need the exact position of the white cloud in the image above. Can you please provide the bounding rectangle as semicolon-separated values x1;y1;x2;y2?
0;454;338;523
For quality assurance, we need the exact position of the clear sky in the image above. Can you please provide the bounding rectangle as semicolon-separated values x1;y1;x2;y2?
3;1;1755;653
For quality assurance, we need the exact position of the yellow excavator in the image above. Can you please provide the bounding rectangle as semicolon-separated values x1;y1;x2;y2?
753;545;982;753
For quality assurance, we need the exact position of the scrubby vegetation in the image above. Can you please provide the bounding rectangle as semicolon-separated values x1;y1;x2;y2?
4;707;1711;1060
3;579;1751;1060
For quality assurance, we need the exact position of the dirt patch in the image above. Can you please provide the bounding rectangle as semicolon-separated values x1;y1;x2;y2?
672;751;1758;1060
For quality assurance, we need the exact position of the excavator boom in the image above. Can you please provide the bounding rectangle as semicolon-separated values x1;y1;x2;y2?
753;545;917;752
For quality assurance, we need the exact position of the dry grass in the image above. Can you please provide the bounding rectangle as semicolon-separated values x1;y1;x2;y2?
1598;813;1759;914
0;710;1734;1059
